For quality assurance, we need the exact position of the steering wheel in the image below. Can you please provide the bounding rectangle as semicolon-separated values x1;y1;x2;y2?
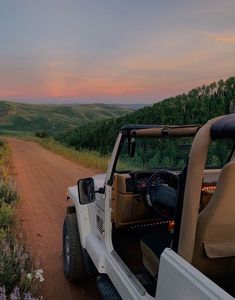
145;170;179;219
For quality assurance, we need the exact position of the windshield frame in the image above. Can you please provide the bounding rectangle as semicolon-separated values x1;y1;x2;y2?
115;136;193;174
107;125;200;185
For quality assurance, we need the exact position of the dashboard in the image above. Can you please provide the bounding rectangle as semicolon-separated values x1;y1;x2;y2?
111;169;220;228
119;169;219;195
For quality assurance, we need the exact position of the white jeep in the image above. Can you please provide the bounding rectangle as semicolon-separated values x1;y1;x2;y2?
63;114;235;300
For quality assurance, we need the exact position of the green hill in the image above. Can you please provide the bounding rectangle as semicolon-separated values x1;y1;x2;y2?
57;77;235;154
0;101;134;134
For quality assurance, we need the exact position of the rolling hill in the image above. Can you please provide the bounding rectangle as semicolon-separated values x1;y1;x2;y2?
0;101;134;134
57;77;235;154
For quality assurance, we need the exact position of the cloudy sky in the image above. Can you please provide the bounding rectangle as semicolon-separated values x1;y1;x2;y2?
0;0;235;104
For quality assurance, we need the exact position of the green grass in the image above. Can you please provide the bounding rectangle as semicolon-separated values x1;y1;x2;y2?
0;100;134;134
1;129;109;171
35;138;137;172
35;138;109;171
0;129;34;138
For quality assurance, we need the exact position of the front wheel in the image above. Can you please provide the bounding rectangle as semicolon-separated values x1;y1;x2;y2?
63;213;87;282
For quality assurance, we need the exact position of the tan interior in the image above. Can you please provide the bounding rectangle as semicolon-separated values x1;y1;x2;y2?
200;189;214;212
176;115;235;282
139;170;218;279
111;117;235;287
192;161;235;281
200;169;219;211
178;116;223;262
111;168;219;228
111;173;157;227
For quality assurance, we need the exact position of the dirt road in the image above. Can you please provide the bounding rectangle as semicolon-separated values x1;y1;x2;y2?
7;138;101;300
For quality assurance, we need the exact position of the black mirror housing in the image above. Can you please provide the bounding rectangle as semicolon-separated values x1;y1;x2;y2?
128;137;136;157
77;177;95;205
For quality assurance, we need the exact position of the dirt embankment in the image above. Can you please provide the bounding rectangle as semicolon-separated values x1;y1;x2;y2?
7;138;101;300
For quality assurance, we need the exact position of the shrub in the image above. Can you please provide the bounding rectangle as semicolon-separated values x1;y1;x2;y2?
0;183;18;205
0;203;15;229
34;132;49;138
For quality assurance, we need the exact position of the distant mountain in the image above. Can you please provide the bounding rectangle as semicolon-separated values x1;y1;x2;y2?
0;101;134;134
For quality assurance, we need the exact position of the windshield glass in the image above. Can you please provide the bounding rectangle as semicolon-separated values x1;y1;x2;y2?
116;136;193;172
116;136;234;172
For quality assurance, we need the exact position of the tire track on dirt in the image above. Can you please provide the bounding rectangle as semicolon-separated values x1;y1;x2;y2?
7;138;101;300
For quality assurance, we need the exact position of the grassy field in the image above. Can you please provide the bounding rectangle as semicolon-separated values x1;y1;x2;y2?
0;129;35;138
0;100;134;135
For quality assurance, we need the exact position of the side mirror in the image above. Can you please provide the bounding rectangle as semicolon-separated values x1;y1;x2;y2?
128;137;136;157
77;177;95;205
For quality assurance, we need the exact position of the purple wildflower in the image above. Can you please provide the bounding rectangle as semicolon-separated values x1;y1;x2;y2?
10;287;20;300
0;286;6;300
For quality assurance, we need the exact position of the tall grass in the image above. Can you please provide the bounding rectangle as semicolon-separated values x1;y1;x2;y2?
36;138;109;171
1;130;110;171
0;130;34;138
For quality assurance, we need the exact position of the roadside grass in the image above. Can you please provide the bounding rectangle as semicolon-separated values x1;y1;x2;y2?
0;140;42;299
0;130;34;139
1;130;109;171
34;138;136;172
34;138;109;172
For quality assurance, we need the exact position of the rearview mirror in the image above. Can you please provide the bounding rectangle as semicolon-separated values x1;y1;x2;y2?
128;137;136;157
77;177;95;205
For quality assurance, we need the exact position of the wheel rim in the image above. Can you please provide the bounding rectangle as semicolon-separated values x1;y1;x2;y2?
65;233;70;265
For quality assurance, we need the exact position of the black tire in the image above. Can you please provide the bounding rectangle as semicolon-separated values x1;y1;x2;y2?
63;213;87;282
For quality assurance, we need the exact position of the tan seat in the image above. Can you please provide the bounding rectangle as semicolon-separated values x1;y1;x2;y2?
192;161;235;281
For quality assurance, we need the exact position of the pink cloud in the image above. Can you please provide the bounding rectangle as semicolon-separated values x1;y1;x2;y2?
210;34;235;43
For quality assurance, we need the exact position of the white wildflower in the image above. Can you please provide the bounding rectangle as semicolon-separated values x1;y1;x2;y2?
26;273;33;280
34;269;44;282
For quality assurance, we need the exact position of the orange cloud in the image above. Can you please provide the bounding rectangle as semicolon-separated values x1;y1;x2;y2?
210;34;235;43
43;58;153;98
46;75;151;98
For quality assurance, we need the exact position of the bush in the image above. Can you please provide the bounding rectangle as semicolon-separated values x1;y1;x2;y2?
0;182;18;205
0;203;15;228
35;132;49;138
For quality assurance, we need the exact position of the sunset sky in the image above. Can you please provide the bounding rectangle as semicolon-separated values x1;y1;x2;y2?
0;0;235;104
